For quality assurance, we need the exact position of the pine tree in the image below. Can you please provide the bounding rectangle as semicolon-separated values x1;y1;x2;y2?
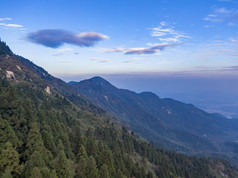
0;142;21;176
24;122;52;163
69;125;83;155
99;148;115;175
24;151;45;177
0;118;21;149
86;137;98;156
1;169;13;178
116;169;127;178
99;164;110;178
30;167;42;178
85;156;99;178
54;150;73;178
75;145;88;178
41;124;57;156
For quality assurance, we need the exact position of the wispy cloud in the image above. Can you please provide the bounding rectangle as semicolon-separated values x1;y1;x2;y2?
99;59;110;63
98;47;125;53
223;66;238;71
53;48;74;56
195;48;234;57
98;22;184;55
150;23;191;42
0;23;23;28
0;18;23;28
89;57;101;60
0;17;12;21
98;43;180;55
124;43;179;55
27;29;108;48
132;57;143;60
88;57;110;63
203;7;238;24
58;48;73;52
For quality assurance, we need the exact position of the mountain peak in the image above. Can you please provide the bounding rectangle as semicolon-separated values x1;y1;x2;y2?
90;76;109;83
78;76;114;88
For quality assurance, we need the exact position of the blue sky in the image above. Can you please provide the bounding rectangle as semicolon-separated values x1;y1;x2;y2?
0;0;238;78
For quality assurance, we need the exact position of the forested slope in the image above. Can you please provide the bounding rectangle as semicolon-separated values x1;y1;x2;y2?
0;40;238;177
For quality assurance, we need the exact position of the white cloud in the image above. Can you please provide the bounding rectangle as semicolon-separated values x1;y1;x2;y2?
77;32;109;40
0;18;12;21
150;22;191;43
98;47;125;53
215;7;233;14
0;23;23;28
230;37;237;42
99;59;110;62
88;57;110;62
160;21;167;26
132;57;143;60
203;7;238;24
89;57;101;60
58;48;73;52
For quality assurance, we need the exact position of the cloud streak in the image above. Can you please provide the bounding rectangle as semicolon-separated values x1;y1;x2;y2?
0;18;12;21
150;23;191;42
27;29;108;48
0;18;23;28
0;23;23;28
98;43;180;55
98;47;125;53
125;43;179;55
203;7;238;23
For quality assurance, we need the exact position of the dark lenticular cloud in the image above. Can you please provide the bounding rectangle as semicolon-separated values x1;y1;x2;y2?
27;29;108;48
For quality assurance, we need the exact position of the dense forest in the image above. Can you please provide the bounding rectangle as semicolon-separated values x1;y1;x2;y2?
0;40;238;177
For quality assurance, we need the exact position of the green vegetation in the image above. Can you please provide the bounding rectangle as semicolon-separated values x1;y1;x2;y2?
0;40;238;177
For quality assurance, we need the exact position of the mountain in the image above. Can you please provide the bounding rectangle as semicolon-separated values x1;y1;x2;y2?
1;40;238;177
70;76;238;164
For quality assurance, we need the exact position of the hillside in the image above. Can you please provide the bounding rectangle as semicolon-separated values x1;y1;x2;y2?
70;76;238;164
1;40;238;177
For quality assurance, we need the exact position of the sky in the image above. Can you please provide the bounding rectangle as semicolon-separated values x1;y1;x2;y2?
0;0;238;117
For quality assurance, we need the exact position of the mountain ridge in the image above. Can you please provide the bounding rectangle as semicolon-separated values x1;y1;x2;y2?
70;76;238;165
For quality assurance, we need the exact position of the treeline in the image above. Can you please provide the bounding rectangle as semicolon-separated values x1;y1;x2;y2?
0;78;237;178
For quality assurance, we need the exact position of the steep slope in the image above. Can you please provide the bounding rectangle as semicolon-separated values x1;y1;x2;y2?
1;40;238;177
70;77;238;160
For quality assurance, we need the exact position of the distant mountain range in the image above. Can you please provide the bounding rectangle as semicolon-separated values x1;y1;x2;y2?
70;76;238;165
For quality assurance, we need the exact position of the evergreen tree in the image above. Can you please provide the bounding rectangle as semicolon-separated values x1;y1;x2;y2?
1;169;13;178
54;150;73;178
30;167;42;178
69;125;83;155
99;164;110;178
0;142;21;177
41;124;57;156
75;145;88;178
116;169;127;178
0;118;21;149
24;151;45;177
85;156;99;178
24;122;52;163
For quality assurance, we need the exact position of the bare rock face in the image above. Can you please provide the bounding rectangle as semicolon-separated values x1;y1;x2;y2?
45;86;52;94
6;70;15;79
16;65;22;71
